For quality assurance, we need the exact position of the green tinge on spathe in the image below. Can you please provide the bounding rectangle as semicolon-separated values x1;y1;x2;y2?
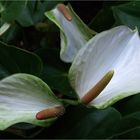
0;73;62;130
45;4;94;63
69;25;140;109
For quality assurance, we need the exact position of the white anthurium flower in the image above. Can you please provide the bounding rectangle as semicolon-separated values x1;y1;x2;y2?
0;73;64;130
69;25;140;109
45;4;95;63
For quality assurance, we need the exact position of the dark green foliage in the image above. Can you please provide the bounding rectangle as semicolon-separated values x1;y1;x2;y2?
1;0;140;139
42;105;121;139
112;1;140;30
0;41;42;79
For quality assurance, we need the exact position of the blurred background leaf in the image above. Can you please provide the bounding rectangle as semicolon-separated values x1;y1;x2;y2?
112;1;140;31
1;0;65;27
89;1;127;32
0;41;42;79
114;94;140;116
1;1;27;23
36;45;77;99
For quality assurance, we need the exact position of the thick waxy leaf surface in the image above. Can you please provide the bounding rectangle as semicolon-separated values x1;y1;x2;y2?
114;94;140;116
36;46;77;98
0;1;64;27
39;105;121;139
0;41;42;79
16;1;65;27
1;1;27;22
89;6;115;32
110;111;140;139
69;26;140;108
45;4;94;62
0;73;62;130
112;1;140;31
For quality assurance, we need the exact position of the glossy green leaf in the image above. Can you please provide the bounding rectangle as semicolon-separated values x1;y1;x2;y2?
0;41;42;79
1;1;64;27
16;7;33;27
42;105;121;139
18;0;65;27
6;123;43;138
112;1;140;31
114;94;140;116
113;127;140;139
0;73;62;130
16;1;46;27
1;1;27;22
41;66;77;99
88;1;128;32
36;46;77;99
0;23;22;43
89;7;115;32
0;2;4;13
111;111;140;138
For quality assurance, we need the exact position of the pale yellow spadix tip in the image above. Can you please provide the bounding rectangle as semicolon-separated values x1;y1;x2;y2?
81;70;114;105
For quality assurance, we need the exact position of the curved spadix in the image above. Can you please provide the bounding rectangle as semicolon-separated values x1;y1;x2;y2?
69;26;140;109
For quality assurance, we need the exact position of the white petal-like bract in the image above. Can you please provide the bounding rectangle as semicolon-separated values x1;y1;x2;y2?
69;26;140;108
45;4;94;62
0;74;62;130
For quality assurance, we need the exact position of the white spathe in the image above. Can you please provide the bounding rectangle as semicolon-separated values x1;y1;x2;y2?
0;73;62;130
45;4;93;62
69;26;140;109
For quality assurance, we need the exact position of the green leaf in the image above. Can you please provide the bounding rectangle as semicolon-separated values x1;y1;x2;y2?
112;1;140;31
0;2;5;13
36;46;77;99
42;105;121;139
111;111;140;138
1;1;27;22
0;41;42;79
89;7;115;32
113;127;140;139
111;93;140;138
1;1;65;27
0;23;22;43
45;4;94;62
0;73;62;130
41;65;77;99
16;6;34;27
6;123;43;138
114;94;140;116
88;1;128;32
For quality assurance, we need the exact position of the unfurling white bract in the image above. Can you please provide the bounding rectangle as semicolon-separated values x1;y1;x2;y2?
69;26;140;109
45;4;94;62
